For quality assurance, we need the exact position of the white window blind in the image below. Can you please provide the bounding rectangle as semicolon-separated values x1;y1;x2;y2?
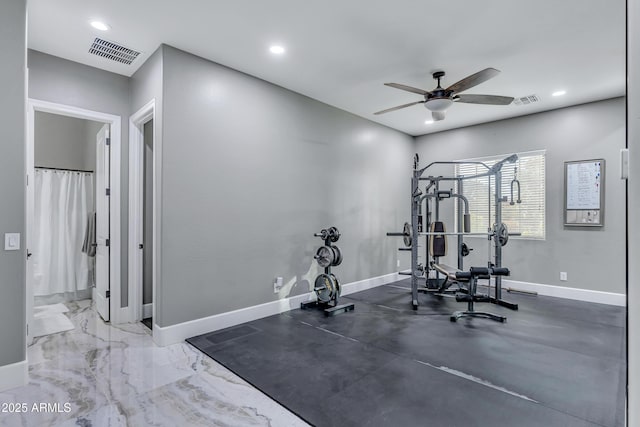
455;151;546;239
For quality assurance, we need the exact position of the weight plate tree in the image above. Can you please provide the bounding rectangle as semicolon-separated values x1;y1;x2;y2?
302;227;355;316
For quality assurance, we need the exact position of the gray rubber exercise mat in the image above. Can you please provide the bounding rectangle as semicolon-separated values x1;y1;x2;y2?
187;282;625;427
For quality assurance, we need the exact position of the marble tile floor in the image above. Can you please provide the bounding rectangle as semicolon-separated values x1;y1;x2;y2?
0;300;308;427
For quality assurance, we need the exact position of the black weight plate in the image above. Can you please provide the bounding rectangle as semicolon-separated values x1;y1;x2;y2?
314;274;333;303
461;242;472;257
403;222;412;247
330;274;341;297
328;226;341;243
331;245;342;266
315;246;334;268
493;223;509;246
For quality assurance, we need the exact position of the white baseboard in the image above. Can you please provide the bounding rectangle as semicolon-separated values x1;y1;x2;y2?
0;360;28;392
154;272;400;346
142;303;152;319
503;279;626;307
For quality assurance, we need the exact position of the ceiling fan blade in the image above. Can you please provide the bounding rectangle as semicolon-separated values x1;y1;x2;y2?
374;101;425;115
454;94;514;105
384;83;431;96
445;68;500;94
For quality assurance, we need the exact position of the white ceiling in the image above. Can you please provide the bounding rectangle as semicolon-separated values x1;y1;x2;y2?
27;0;626;136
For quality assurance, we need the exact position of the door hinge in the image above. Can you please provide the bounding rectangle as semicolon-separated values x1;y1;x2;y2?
106;137;111;146
106;188;110;196
106;290;110;298
26;324;28;336
106;239;110;247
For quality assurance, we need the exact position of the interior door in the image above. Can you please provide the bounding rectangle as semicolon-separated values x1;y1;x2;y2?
95;124;110;321
26;105;34;345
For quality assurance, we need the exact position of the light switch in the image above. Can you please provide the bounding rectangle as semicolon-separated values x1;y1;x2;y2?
4;233;20;251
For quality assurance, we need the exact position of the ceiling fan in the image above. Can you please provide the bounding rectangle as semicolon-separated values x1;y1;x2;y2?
374;68;514;121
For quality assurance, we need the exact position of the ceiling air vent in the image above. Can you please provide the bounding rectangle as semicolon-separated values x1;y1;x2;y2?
513;95;539;106
89;38;141;65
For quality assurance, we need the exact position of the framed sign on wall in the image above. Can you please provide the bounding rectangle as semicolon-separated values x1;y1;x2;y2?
564;159;605;226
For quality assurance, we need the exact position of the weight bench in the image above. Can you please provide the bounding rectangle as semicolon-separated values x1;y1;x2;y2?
451;267;510;323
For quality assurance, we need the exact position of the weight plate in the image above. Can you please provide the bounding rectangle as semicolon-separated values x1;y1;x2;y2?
495;223;509;246
314;274;333;303
329;246;338;266
318;229;328;240
315;246;335;268
330;274;341;297
403;222;412;247
328;226;341;243
461;242;472;257
331;245;342;266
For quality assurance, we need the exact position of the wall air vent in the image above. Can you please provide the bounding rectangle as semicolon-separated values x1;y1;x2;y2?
513;95;539;106
88;38;141;65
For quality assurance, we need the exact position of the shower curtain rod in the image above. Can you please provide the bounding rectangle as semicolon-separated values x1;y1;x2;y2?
35;166;94;173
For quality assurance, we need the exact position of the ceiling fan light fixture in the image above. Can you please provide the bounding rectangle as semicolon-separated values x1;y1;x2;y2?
432;111;446;121
552;90;566;97
425;120;434;125
425;97;454;112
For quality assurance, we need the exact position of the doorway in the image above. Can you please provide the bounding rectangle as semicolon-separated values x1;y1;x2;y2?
128;100;157;332
26;99;122;345
141;119;154;329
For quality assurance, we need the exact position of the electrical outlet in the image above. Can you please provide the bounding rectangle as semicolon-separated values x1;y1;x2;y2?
273;277;283;293
560;272;568;281
397;259;400;268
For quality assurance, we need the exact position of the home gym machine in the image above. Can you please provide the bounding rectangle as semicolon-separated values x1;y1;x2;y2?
301;227;355;316
387;153;521;321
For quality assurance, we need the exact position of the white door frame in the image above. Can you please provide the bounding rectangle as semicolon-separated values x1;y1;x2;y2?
128;99;158;334
26;98;123;331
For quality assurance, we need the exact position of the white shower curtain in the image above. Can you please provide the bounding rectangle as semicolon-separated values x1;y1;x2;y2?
33;169;94;297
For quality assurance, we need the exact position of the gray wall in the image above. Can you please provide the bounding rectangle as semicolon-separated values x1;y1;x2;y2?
628;0;639;422
34;111;100;172
415;97;626;293
28;50;130;307
84;121;104;174
0;0;26;367
158;45;413;327
143;119;154;305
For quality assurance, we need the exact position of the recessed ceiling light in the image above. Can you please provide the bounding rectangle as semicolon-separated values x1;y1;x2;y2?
269;45;285;55
552;90;566;97
425;120;434;125
90;21;110;31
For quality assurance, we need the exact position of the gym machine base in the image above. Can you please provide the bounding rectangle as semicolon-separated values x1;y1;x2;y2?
301;227;355;317
450;267;510;323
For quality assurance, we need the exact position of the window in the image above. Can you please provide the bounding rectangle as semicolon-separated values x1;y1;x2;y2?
455;150;545;239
